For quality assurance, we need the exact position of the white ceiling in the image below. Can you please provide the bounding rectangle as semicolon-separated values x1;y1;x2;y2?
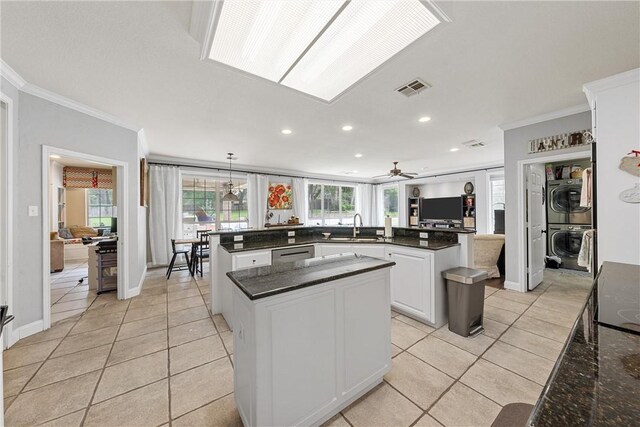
2;1;639;179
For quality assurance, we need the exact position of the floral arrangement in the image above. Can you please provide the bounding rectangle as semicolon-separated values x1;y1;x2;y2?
268;183;293;210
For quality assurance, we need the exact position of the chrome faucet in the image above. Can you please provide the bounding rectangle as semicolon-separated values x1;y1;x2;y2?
353;213;363;237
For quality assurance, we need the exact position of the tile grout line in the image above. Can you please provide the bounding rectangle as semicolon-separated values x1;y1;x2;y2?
79;295;132;427
166;273;173;427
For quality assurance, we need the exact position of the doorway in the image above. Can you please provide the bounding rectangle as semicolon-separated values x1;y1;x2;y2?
518;151;595;292
41;146;128;330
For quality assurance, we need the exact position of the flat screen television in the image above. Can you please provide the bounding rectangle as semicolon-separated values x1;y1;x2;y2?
420;197;462;221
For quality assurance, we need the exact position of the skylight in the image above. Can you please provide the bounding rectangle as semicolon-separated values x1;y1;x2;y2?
207;0;441;102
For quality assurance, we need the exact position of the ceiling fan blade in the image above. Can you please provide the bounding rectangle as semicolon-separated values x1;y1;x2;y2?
399;173;415;179
405;172;418;175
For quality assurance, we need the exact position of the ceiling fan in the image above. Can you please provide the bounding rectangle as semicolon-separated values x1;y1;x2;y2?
373;161;418;179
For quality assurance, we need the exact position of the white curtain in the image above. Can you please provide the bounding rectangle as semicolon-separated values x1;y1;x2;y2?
292;177;307;224
149;165;182;266
357;183;378;226
247;174;268;228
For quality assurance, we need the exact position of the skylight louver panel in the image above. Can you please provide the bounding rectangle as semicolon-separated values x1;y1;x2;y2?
207;0;441;102
209;1;344;83
280;0;440;101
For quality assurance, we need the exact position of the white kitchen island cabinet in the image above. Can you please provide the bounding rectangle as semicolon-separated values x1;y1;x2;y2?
387;245;458;328
228;254;394;427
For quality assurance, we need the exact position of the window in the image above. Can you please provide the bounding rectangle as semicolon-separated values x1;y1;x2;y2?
380;184;399;226
489;174;505;234
182;175;248;238
87;189;114;227
307;183;357;226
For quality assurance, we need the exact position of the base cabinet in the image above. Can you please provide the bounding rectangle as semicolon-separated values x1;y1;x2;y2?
233;269;391;427
387;248;433;323
316;244;386;259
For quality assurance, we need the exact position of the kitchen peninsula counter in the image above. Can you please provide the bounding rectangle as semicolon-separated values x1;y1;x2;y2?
528;261;640;426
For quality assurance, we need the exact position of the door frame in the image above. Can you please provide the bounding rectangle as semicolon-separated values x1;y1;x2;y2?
515;151;590;292
1;93;15;350
41;146;129;330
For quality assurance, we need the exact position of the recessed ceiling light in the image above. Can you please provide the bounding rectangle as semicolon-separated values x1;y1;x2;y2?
281;129;292;135
354;153;363;158
450;148;459;152
209;1;441;101
421;166;429;170
352;170;359;174
418;116;431;123
342;125;353;131
50;155;61;159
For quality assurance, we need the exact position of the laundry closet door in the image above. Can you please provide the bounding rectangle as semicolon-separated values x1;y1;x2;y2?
527;164;546;290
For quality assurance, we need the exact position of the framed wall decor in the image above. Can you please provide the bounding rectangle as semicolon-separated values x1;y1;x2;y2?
268;183;292;209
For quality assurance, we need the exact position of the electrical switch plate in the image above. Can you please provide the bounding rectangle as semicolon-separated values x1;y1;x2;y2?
288;231;295;237
376;230;384;236
419;232;429;239
234;235;243;242
288;238;295;244
234;243;243;250
420;240;429;247
28;206;39;217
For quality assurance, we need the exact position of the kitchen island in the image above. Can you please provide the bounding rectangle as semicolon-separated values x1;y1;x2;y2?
210;225;465;330
227;253;395;427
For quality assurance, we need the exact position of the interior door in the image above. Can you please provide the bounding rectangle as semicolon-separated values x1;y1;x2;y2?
527;164;546;290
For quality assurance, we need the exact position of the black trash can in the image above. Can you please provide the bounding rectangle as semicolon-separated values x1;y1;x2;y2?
442;267;488;337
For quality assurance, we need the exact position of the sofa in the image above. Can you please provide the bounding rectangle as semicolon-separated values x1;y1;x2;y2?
58;226;98;262
474;234;505;278
50;232;64;272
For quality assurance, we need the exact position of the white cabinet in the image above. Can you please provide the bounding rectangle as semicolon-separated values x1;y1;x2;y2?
232;250;271;270
316;244;351;257
316;243;385;259
233;269;391;426
387;247;433;323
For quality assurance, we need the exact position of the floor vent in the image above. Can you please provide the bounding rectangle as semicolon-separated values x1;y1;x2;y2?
462;139;486;148
396;78;431;97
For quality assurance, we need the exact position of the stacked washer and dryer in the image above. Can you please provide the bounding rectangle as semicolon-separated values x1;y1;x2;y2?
546;160;592;271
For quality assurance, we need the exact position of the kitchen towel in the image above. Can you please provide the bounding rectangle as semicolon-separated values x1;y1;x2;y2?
580;167;592;207
578;229;595;272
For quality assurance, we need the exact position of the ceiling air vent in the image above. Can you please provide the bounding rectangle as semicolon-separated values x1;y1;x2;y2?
462;139;486;148
396;78;431;97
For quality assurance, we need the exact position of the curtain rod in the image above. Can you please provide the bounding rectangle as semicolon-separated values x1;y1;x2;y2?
148;161;504;185
147;160;374;185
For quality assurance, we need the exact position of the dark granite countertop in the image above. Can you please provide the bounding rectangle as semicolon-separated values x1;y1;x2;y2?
227;253;395;300
208;225;475;235
529;262;640;427
220;236;460;253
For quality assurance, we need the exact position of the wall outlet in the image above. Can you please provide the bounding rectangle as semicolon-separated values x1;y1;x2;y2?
420;240;429;247
288;238;295;244
234;235;243;242
28;206;39;217
376;230;384;236
288;231;295;237
234;243;243;250
419;232;429;239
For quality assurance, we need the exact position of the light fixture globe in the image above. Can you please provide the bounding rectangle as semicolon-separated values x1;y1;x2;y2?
223;152;240;203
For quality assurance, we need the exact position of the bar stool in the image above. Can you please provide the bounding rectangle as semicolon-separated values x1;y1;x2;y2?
166;239;191;279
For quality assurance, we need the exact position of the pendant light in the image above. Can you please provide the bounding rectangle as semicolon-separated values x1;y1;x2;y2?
222;152;239;202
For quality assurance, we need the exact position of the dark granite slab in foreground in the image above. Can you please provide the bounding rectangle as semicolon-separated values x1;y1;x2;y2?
529;262;640;427
227;253;395;300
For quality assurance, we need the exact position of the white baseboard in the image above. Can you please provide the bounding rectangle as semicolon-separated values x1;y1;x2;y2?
504;280;523;292
125;266;147;299
9;320;44;347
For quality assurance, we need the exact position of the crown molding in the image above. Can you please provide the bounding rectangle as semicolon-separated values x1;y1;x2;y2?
0;59;26;89
583;68;640;109
499;104;590;131
147;154;377;184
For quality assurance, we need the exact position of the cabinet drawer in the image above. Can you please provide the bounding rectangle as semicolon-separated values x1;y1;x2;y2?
233;251;272;270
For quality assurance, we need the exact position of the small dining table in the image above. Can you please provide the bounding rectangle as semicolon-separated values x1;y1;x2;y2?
174;237;207;276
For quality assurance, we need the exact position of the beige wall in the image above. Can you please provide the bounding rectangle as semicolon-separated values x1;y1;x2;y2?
65;188;86;227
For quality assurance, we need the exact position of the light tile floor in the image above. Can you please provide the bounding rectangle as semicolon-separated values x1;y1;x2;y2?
4;268;591;427
50;261;96;324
